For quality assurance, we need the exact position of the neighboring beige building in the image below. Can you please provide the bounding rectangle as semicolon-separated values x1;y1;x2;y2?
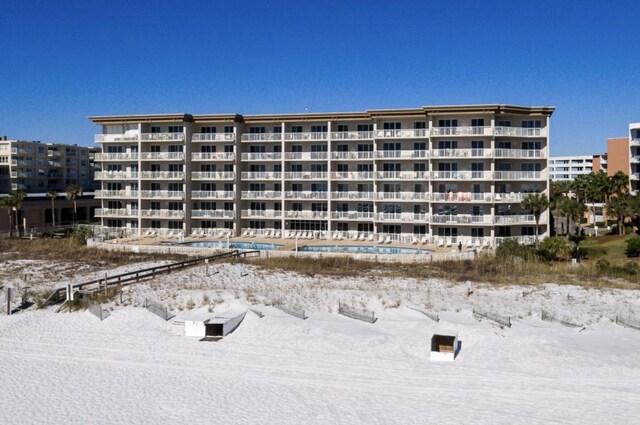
0;136;96;193
90;104;554;247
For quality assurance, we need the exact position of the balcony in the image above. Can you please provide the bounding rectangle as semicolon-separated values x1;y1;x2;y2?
240;209;283;218
493;171;545;180
47;150;61;157
95;208;139;218
285;191;328;200
95;171;139;180
191;152;235;161
95;190;139;198
630;173;639;181
284;132;328;141
493;149;545;159
430;148;491;158
375;129;428;139
10;171;29;178
192;190;235;200
431;192;493;202
376;171;428;180
430;126;492;137
431;171;492;180
48;161;62;168
284;152;329;160
191;171;235;180
140;190;184;199
95;134;139;143
331;171;375;180
192;133;235;142
630;138;640;146
240;133;282;142
285;210;328;219
241;172;282;180
140;171;184;180
494;214;541;225
494;127;546;137
141;209;185;219
191;210;235;219
330;211;375;220
10;183;27;190
431;214;492;224
330;131;374;140
241;152;282;161
140;152;185;160
241;190;281;199
376;212;428;222
375;150;429;159
94;152;139;161
330;191;374;200
376;192;429;201
283;171;328;180
330;151;374;160
630;155;640;164
140;133;185;142
10;159;29;167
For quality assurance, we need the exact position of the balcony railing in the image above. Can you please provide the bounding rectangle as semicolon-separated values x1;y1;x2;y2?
95;208;139;218
9;171;29;178
284;132;328;141
141;209;185;218
375;129;428;138
376;192;429;201
431;214;492;224
191;190;235;199
331;171;375;180
376;212;428;222
285;191;328;199
241;172;282;180
140;152;185;160
94;152;139;161
330;151;374;160
330;191;375;200
430;148;491;158
95;134;139;143
241;190;282;199
191;152;235;161
95;171;139;180
431;171;492;180
284;152;329;160
240;209;283;218
192;133;235;142
47;150;61;157
140;171;184;179
191;171;235;180
375;150;429;159
241;152;282;161
140;190;184;199
430;126;492;136
376;171;428;180
283;172;328;180
493;149;545;159
240;133;282;142
191;210;235;218
284;210;328;219
494;127;546;137
630;138;640;146
140;133;185;142
493;171;544;180
494;192;527;202
493;214;540;224
330;211;375;220
330;131;374;140
95;190;139;198
431;192;493;202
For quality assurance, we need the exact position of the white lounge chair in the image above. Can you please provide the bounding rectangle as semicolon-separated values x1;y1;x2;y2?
274;231;281;238
438;239;444;247
242;229;249;237
264;230;272;238
412;237;419;245
421;236;428;245
368;234;374;242
385;236;392;244
378;235;385;243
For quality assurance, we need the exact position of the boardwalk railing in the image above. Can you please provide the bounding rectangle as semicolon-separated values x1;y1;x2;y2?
274;304;307;320
145;298;174;321
338;303;377;323
473;308;511;328
541;310;582;328
260;249;477;264
44;250;258;307
406;304;439;322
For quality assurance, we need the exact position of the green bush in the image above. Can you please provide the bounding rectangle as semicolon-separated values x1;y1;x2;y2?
495;238;538;261
537;236;572;261
625;237;640;258
580;246;607;259
595;257;611;273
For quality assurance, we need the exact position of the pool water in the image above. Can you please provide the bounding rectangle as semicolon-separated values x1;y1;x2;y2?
300;245;432;255
184;241;284;250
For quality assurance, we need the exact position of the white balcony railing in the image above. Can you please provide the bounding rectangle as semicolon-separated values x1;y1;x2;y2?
283;172;328;180
192;133;235;142
241;172;282;180
284;132;328;141
240;133;282;142
376;192;429;201
284;152;329;160
330;151;374;160
375;129;428;138
494;214;540;224
191;152;235;161
375;150;429;159
141;209;185;219
95;208;139;218
95;134;139;143
431;192;493;202
493;171;545;180
140;152;185;160
376;212;428;222
241;152;282;161
95;171;139;180
140;133;185;142
95;190;139;198
430;148;491;158
331;171;375;180
494;192;527;202
241;190;282;199
430;214;492;224
191;171;235;180
191;190;235;199
431;171;492;180
330;211;375;220
430;126;492;136
330;131;374;140
494;127;546;137
330;191;375;200
191;210;235;219
285;191;328;199
493;149;545;159
140;190;184;199
284;210;328;219
94;152;140;161
376;171;428;180
240;209;283;218
140;171;184;179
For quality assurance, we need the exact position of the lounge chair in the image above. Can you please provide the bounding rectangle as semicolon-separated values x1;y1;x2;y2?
274;231;281;238
368;234;374;242
242;229;249;237
421;236;428;245
385;236;392;244
378;235;385;243
412;237;419;244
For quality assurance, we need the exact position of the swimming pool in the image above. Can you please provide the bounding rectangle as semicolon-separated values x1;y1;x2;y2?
184;241;284;251
300;245;432;255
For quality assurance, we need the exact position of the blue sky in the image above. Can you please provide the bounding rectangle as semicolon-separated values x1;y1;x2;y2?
1;0;638;155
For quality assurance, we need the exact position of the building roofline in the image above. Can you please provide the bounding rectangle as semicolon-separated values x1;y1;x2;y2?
88;113;193;124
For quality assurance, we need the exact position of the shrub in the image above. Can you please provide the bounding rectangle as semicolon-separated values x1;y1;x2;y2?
537;236;572;261
595;257;611;273
625;237;640;258
580;246;607;259
495;238;538;261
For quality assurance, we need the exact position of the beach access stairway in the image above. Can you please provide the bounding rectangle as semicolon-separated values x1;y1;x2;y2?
43;249;259;307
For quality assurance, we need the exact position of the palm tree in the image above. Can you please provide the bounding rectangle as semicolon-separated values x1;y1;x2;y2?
610;171;630;196
607;193;633;235
0;190;27;237
521;192;550;246
65;184;84;225
46;190;58;228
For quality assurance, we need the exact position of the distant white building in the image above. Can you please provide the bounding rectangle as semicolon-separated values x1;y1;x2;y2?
549;155;593;181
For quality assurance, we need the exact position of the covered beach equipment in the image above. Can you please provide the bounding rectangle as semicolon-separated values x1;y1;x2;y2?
184;308;246;339
430;332;460;361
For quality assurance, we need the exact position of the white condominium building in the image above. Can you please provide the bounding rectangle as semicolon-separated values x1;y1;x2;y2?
0;136;96;193
629;123;640;194
90;104;554;247
549;155;593;181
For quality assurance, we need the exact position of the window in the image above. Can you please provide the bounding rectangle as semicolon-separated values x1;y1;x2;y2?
311;125;327;133
357;124;373;132
224;126;234;133
383;122;401;130
521;120;541;128
337;125;349;132
414;122;426;129
273;126;282;133
438;119;458;127
497;120;511;127
291;126;303;133
438;140;458;149
201;126;216;133
150;126;161;133
522;141;541;150
471;118;485;127
168;126;183;133
250;127;266;134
